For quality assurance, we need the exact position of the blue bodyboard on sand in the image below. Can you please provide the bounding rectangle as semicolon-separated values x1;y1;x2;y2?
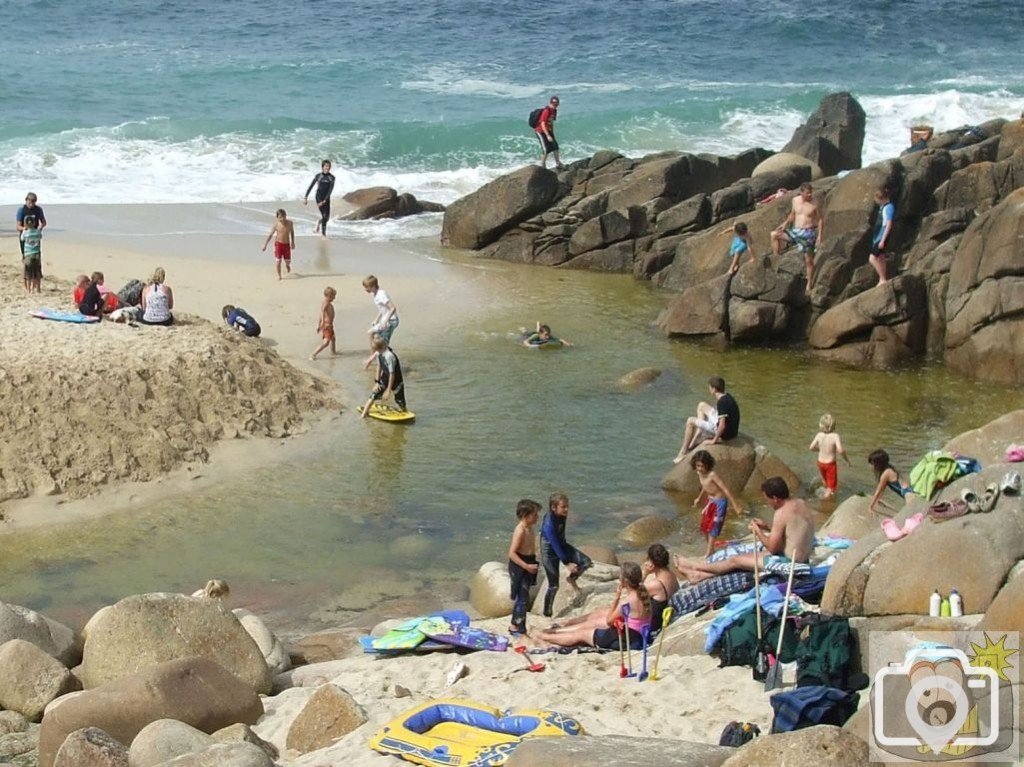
31;309;99;324
361;610;471;655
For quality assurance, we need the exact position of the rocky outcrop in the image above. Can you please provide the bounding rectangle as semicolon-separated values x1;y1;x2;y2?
38;657;263;767
441;166;563;249
0;639;78;721
661;434;801;498
780;92;867;177
823;413;1024;619
0;602;80;667
944;187;1024;384
808;275;927;367
341;187;444;220
81;594;272;694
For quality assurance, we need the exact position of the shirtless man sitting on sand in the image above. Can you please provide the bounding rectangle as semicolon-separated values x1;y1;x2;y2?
673;477;815;584
770;182;825;294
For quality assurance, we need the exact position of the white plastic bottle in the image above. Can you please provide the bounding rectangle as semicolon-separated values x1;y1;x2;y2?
929;590;942;617
950;589;963;618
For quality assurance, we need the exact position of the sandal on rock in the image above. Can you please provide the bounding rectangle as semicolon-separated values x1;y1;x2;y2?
901;512;925;535
881;518;906;542
1002;471;1021;496
961;488;983;513
980;483;1000;512
928;499;968;521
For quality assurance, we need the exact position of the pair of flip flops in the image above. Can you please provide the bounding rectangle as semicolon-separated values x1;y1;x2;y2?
960;483;1000;513
881;512;924;542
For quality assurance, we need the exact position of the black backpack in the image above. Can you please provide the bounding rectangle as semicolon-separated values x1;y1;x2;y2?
527;108;544;129
718;721;761;747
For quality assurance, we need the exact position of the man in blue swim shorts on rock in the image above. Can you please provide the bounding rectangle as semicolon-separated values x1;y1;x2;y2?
770;182;825;294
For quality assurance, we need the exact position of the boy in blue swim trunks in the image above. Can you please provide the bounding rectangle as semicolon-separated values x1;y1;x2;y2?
727;222;754;274
770;183;825;293
690;450;742;558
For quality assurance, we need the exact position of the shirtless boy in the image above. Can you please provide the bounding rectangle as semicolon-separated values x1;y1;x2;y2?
262;209;296;280
508;499;541;635
673;477;814;584
809;413;850;497
311;286;337;360
770;183;825;293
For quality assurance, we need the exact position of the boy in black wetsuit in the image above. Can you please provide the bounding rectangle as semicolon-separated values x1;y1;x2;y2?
540;492;593;616
361;336;407;416
304;159;335;237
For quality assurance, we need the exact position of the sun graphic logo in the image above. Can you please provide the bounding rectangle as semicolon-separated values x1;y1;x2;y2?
869;631;1019;763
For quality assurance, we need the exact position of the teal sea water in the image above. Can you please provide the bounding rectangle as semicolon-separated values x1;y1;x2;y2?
2;2;1023;629
2;0;1022;222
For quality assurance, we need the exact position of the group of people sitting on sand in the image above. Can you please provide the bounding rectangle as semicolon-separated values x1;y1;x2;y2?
73;267;175;326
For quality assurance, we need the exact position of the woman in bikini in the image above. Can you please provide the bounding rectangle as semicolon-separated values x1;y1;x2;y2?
868;449;914;513
642;544;679;632
538;562;652;650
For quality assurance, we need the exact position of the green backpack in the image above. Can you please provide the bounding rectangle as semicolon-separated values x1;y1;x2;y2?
794;615;868;691
719;610;798;668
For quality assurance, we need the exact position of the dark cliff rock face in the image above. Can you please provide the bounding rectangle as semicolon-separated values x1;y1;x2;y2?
440;93;1024;382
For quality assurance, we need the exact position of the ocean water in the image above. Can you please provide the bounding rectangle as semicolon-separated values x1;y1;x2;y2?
2;0;1021;228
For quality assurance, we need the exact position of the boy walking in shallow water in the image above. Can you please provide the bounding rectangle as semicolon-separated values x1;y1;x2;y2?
810;413;850;497
508;499;541;636
311;287;336;360
262;209;296;280
691;450;742;559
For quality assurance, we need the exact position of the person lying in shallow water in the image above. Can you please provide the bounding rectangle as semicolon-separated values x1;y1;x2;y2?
522;321;572;348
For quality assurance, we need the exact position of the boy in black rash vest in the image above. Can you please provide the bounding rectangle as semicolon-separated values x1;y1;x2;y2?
540;492;593;616
360;336;407;416
304;159;336;237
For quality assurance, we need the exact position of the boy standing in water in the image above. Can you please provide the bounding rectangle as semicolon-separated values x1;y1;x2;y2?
304;160;336;237
809;413;850;498
20;215;42;292
362;275;400;367
539;493;592;616
262;209;296;280
508;499;541;636
690;450;742;559
311;287;337;360
361;336;407;416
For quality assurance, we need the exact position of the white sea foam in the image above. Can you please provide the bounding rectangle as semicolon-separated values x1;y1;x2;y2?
1;88;1017;241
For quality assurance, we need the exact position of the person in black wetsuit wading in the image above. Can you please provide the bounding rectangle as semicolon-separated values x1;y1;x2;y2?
304;159;336;238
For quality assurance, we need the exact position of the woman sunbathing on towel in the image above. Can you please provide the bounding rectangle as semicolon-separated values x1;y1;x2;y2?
538;562;651;650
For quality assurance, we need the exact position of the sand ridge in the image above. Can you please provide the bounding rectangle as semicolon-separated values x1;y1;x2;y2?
0;264;337;505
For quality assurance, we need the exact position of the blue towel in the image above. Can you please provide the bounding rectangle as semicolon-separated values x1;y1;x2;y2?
770;686;860;733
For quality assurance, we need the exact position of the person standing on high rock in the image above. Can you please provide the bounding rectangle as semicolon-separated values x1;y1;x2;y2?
770;182;825;294
535;95;564;171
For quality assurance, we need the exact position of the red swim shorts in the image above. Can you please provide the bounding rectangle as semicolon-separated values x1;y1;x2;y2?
274;241;292;261
322;325;335;341
818;460;838;491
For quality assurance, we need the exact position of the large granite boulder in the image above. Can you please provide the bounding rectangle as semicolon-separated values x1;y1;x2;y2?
507;735;735;767
752;151;823;182
154;742;274;767
287;628;361;666
662;434;801;498
341;186;444;220
128;719;212;767
998;118;1024;161
54;727;129;767
0;639;78;721
231;608;289;677
81;594;271;694
657;274;730;340
933;148;1024;212
38;657;263;767
808;275;927;367
470;561;521;618
818;495;875;541
781;92;867;177
727;253;807;342
615;367;662;390
944;187;1024;384
285;683;366;754
0;601;80;666
943;409;1024;467
720;725;867;767
618;515;679;547
441;166;562;249
822;464;1024;618
978;565;1024;635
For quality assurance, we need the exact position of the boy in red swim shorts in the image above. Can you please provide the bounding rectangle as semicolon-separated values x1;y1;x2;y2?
261;208;296;280
809;413;850;498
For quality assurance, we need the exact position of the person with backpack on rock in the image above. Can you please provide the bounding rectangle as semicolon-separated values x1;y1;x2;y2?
531;96;564;171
